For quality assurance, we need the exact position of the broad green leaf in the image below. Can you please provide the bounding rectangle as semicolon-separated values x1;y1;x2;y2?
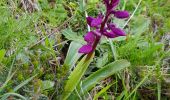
0;49;6;61
41;80;54;90
62;29;85;43
79;0;85;12
78;60;130;94
96;52;108;68
63;41;83;69
13;74;37;92
131;16;151;36
62;53;95;100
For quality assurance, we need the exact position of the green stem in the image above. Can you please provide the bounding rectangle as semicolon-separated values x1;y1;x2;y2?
87;12;109;59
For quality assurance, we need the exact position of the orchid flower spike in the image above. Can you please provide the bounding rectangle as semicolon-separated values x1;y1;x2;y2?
78;0;130;54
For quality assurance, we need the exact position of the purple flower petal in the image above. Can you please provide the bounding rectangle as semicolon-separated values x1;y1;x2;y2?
86;16;93;26
111;27;126;36
114;11;129;19
78;44;93;54
103;0;111;9
98;13;104;19
93;29;102;37
86;16;103;27
107;23;116;29
104;0;120;12
103;31;116;38
103;0;110;5
91;18;103;27
84;31;95;44
111;0;120;8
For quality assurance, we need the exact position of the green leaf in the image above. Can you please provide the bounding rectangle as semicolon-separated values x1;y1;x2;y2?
131;16;151;36
96;52;108;68
41;80;55;90
0;49;6;61
62;53;95;100
64;41;83;69
79;0;85;12
78;60;130;94
62;29;85;43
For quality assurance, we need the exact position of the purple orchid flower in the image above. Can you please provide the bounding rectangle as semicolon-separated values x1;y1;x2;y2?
78;0;130;54
104;0;120;12
86;14;103;28
78;44;93;54
84;31;95;44
112;10;129;19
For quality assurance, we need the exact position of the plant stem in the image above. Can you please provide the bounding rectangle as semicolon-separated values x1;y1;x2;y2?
87;12;109;59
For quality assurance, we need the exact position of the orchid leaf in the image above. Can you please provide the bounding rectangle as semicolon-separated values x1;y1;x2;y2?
62;53;95;100
78;59;130;94
62;29;85;43
96;52;108;68
131;16;151;36
63;41;83;69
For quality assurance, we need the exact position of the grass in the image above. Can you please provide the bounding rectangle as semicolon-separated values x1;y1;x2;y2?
0;0;170;100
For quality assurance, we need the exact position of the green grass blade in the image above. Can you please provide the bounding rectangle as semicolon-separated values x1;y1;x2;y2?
126;71;151;99
1;93;27;100
157;81;161;100
0;71;16;92
13;74;37;92
0;49;5;62
62;53;95;100
79;60;130;94
0;58;16;92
